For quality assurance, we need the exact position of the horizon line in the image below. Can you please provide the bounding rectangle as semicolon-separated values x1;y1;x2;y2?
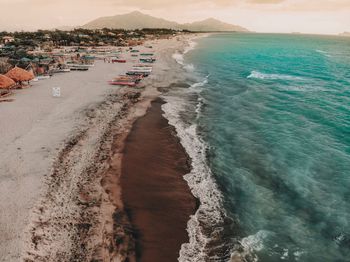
0;10;348;36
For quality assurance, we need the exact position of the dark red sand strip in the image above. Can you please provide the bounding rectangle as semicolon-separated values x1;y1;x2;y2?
121;98;196;262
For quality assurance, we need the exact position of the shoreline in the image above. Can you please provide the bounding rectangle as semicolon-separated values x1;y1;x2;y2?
120;98;197;261
1;33;201;261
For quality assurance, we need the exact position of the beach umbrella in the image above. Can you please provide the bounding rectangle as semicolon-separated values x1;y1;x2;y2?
0;74;16;89
5;66;34;82
21;57;32;62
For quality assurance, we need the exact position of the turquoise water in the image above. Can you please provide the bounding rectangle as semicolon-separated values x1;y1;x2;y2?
166;33;350;261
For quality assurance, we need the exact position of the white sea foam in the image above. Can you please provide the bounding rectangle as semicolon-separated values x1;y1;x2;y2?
315;49;332;58
190;77;208;115
184;63;195;72
190;75;209;90
173;39;198;67
184;40;198;54
293;250;306;261
231;230;306;261
247;70;303;81
161;72;229;262
173;52;185;65
162;93;226;261
229;230;271;262
166;36;234;261
240;230;270;253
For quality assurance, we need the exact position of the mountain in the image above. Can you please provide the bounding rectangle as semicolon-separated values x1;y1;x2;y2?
83;11;180;30
82;11;248;32
339;32;350;37
183;18;248;32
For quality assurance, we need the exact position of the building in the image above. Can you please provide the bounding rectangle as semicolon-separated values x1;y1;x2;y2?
2;36;15;44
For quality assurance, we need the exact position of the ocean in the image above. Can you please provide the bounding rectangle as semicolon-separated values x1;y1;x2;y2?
162;33;350;261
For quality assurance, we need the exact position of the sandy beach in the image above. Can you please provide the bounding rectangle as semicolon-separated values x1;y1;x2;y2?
0;34;196;261
121;98;197;261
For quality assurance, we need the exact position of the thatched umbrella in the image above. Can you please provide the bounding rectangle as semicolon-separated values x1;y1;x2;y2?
0;74;15;89
5;66;34;83
0;74;16;97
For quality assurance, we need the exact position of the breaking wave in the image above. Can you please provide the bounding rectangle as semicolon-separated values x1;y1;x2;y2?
247;71;303;81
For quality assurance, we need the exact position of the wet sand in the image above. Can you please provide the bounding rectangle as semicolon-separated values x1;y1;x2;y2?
121;98;197;261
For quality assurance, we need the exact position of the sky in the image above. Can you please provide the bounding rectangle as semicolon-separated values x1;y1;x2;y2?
0;0;349;34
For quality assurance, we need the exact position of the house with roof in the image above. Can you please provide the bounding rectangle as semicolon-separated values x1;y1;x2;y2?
2;36;15;44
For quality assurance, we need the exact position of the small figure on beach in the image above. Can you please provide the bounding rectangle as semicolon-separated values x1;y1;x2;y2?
52;87;61;97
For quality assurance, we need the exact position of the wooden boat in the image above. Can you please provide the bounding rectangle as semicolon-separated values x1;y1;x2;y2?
130;67;152;73
112;58;127;63
117;75;143;83
134;64;153;68
52;68;71;73
108;77;137;87
132;67;152;73
67;64;89;71
140;58;156;63
36;75;51;80
108;81;136;87
133;65;152;68
126;70;150;77
140;53;154;56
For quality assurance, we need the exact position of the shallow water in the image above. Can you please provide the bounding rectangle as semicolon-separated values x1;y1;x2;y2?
164;33;350;261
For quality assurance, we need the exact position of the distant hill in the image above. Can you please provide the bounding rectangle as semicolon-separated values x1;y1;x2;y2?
83;11;180;30
339;32;350;37
82;11;248;32
183;18;248;32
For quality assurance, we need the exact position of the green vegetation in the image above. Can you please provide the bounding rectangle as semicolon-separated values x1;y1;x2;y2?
0;28;182;59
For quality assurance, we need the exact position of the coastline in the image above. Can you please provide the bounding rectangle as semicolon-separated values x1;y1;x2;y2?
0;33;203;261
120;98;197;261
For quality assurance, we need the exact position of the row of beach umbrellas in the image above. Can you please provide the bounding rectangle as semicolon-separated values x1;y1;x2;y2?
0;67;35;90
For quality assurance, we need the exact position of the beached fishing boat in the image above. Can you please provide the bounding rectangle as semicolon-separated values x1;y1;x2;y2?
67;64;90;71
108;80;136;87
66;61;94;67
140;53;154;56
130;50;140;53
126;70;150;77
52;68;71;73
108;76;137;87
133;65;152;69
134;64;153;68
130;67;152;73
36;75;51;80
117;75;143;83
132;64;153;69
132;67;152;73
111;57;127;63
140;58;156;63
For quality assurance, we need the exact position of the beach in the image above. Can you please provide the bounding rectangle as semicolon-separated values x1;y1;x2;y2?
121;98;197;261
0;34;197;261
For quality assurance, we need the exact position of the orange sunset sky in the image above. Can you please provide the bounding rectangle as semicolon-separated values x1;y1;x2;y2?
0;0;349;34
